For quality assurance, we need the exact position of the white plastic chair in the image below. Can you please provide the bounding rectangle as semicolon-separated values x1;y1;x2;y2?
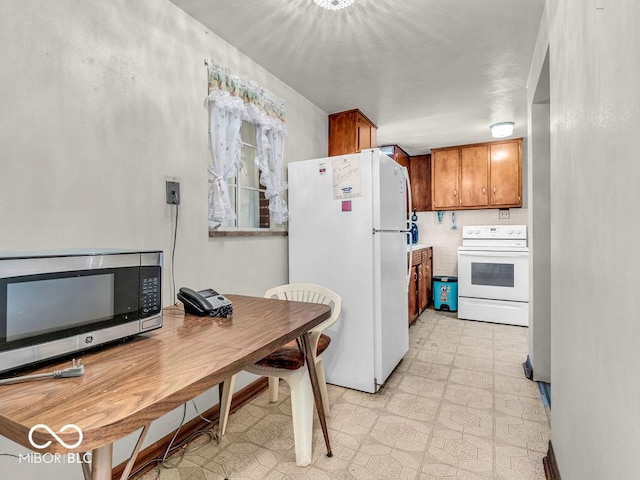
218;283;341;466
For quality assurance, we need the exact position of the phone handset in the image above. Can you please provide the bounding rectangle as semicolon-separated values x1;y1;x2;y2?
177;287;233;318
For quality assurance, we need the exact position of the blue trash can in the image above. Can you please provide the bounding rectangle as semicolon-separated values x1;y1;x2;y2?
433;276;458;312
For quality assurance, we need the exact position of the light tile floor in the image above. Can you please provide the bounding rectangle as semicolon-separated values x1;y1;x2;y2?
138;308;550;480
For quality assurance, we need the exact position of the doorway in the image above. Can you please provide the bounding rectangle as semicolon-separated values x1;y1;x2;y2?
528;48;551;384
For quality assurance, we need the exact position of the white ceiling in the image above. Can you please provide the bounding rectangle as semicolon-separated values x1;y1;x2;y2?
169;0;544;155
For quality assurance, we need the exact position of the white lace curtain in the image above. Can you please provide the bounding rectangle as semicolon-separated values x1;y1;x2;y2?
255;121;288;224
205;60;288;227
207;89;243;223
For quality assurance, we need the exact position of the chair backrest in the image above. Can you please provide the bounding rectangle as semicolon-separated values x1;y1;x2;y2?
264;283;342;336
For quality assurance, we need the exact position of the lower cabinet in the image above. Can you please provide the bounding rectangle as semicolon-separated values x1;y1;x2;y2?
408;246;433;325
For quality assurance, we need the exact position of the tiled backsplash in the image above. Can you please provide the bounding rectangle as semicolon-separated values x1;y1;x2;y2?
414;208;529;276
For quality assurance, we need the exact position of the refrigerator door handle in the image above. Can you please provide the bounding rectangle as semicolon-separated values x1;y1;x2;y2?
372;228;412;234
405;167;413;289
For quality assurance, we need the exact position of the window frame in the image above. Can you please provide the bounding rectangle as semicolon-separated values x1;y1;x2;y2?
209;121;286;237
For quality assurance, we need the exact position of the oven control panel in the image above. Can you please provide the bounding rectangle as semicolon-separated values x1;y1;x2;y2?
462;225;526;240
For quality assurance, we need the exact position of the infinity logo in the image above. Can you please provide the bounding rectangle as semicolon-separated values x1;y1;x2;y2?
28;424;83;449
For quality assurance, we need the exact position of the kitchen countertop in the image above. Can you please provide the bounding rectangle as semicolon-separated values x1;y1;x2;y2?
407;243;432;251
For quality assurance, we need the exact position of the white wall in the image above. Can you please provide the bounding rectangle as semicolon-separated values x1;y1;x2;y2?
527;47;551;383
529;1;640;477
0;0;327;477
527;100;551;383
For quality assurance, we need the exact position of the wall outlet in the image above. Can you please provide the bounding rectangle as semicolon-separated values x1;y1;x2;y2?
499;208;510;219
166;181;180;205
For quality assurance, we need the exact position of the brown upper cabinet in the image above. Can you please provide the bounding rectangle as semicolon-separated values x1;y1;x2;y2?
328;109;377;156
408;154;432;212
431;138;522;210
380;145;410;169
460;145;490;207
432;148;460;209
381;146;432;212
489;141;521;206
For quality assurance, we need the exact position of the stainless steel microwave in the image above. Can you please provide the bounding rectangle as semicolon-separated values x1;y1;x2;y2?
0;250;162;374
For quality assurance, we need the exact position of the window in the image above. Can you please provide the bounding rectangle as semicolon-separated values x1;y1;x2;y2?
218;122;271;230
205;59;288;236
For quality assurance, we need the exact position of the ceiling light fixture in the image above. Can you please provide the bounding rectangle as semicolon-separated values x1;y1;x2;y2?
490;122;515;138
314;0;356;11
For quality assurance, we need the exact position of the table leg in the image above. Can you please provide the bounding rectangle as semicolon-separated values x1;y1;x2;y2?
219;375;236;437
119;424;150;480
91;444;113;480
300;332;332;457
81;456;91;480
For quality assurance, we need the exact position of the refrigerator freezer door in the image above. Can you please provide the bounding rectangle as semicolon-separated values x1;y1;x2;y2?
288;153;377;392
371;151;409;387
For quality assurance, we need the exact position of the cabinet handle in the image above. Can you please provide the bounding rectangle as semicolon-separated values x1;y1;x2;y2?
453;188;457;197
482;187;486;195
493;186;496;194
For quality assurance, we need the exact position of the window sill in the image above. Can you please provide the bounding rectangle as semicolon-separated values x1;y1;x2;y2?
209;229;288;237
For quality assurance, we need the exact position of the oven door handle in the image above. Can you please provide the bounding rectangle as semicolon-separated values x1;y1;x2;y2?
458;251;529;258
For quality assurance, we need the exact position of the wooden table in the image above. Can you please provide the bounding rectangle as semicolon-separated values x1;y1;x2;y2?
0;294;332;479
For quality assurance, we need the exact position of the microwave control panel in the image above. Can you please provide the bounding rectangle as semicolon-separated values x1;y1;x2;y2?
140;267;161;317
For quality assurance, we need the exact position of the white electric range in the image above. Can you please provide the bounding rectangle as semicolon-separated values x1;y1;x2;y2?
457;225;529;326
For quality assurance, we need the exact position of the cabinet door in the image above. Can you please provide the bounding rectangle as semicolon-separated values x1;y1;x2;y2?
418;261;428;312
356;112;376;151
460;146;489;207
357;119;372;150
329;109;378;156
409;154;432;212
380;145;409;168
408;265;419;324
395;147;410;170
424;249;432;308
369;118;377;150
490;141;522;206
328;111;357;156
432;149;460;209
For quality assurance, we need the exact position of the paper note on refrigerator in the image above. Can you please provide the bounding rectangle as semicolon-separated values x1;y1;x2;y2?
332;156;362;199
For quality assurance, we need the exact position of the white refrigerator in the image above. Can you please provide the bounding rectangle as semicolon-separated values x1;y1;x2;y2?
288;149;410;393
